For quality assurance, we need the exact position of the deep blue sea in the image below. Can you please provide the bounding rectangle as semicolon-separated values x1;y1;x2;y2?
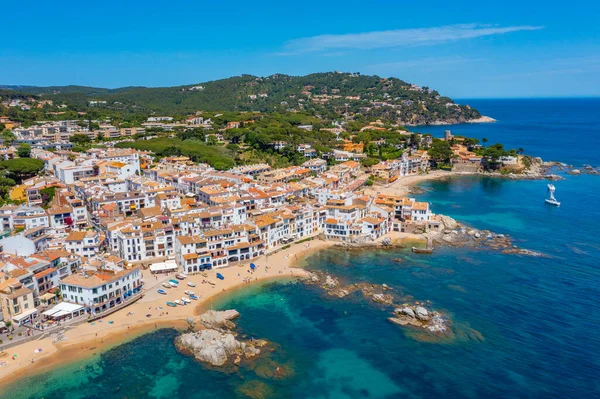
2;99;600;399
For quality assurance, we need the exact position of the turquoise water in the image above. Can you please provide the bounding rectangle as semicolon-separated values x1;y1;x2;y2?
2;99;600;398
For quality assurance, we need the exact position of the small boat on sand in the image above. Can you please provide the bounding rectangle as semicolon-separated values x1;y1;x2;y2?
162;282;171;288
176;273;187;280
201;272;208;277
206;279;216;285
166;302;177;307
157;289;167;295
174;300;183;306
184;290;195;296
181;297;191;304
216;273;224;280
189;294;199;300
169;279;179;287
187;282;197;287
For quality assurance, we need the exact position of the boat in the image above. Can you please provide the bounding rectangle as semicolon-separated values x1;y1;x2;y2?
412;247;433;254
162;282;171;289
175;273;187;280
206;279;216;285
169;279;179;285
184;290;195;296
187;282;197;287
157;289;167;295
201;272;208;277
181;297;191;304
174;300;183;306
545;184;561;206
166;302;177;307
189;294;199;300
216;273;224;280
168;281;178;288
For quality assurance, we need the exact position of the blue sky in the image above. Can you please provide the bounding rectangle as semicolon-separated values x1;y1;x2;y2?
2;0;599;98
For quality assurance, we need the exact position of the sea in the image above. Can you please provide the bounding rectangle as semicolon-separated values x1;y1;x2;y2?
2;98;600;399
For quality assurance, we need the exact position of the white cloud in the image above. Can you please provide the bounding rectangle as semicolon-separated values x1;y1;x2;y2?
280;24;543;54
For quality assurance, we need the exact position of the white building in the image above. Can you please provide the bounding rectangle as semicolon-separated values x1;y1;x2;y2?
60;267;142;315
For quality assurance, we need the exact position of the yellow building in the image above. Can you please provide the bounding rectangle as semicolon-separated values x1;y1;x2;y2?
0;278;37;325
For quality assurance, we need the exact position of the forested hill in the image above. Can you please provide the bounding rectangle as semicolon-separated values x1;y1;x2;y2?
1;72;481;125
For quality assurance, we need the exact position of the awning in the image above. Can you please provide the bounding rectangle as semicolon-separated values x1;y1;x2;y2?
52;310;70;318
150;260;178;272
39;293;56;302
51;302;84;313
43;302;84;318
12;308;38;322
42;308;60;317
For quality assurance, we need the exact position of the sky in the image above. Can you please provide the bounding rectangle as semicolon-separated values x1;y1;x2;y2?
2;0;600;98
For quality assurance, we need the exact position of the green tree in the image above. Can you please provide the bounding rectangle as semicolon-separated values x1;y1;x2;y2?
17;143;31;158
69;134;92;146
0;158;44;183
206;135;219;146
1;129;15;146
427;139;452;164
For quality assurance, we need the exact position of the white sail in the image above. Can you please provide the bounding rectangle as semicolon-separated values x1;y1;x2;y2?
545;184;560;206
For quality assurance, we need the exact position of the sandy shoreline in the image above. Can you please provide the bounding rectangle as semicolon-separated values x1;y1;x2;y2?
0;239;334;389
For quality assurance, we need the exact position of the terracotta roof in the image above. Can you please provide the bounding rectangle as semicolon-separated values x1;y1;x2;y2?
66;231;86;241
34;267;57;279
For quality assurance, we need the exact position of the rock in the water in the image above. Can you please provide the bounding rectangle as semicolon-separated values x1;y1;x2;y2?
324;275;338;288
415;306;430;321
200;310;239;329
398;307;415;318
236;380;274;399
176;310;266;367
175;329;241;366
371;293;394;304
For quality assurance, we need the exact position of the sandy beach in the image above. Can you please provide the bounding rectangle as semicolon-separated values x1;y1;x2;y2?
0;238;335;389
364;170;458;197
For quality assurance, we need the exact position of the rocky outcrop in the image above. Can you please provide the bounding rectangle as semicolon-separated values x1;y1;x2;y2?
372;293;395;305
388;305;448;334
199;309;239;329
425;216;546;257
414;306;430;321
305;271;450;338
175;310;268;367
439;215;459;231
